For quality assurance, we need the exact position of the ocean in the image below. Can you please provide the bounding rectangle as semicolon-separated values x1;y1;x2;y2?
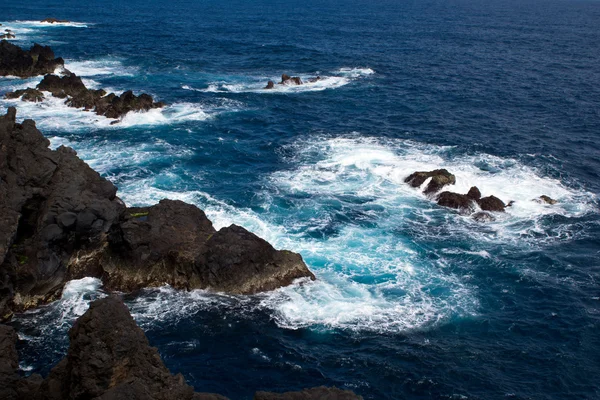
2;0;600;398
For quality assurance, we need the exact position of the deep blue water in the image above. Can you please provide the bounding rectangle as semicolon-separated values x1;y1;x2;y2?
2;0;600;399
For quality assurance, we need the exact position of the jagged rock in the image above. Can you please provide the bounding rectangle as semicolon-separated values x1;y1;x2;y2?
0;33;16;40
477;195;505;212
4;88;45;102
37;73;87;98
0;325;19;400
467;186;481;200
37;295;227;400
37;74;164;119
437;191;475;212
0;41;64;78
0;108;314;319
537;195;557;205
265;80;275;89
472;212;495;223
404;169;456;195
0;107;124;317
254;386;363;400
85;200;315;294
41;18;70;24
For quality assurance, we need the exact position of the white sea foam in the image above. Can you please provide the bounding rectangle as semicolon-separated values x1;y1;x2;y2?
64;59;137;77
14;20;90;28
1;93;214;131
183;67;375;94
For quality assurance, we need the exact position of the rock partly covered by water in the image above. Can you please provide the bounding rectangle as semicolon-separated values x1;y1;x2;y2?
436;186;506;213
0;108;314;320
537;195;558;205
404;169;456;195
4;88;45;102
264;74;321;89
0;41;64;78
0;296;360;399
34;73;165;120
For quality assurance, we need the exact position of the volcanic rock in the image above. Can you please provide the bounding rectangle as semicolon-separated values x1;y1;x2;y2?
0;107;125;317
265;80;275;89
38;295;226;400
0;41;64;78
86;200;315;294
466;186;481;200
537;195;557;205
254;386;363;400
0;325;19;399
37;74;164;119
0;33;16;40
405;169;456;195
0;108;314;319
477;195;506;212
437;191;475;212
4;88;45;102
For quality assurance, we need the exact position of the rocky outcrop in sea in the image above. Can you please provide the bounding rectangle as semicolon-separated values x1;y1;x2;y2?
0;107;314;320
1;41;165;122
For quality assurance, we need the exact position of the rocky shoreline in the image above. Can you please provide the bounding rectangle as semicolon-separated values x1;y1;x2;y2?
0;107;360;398
1;41;164;122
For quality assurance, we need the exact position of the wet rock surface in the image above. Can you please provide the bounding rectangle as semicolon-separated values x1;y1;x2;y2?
4;88;45;102
404;169;456;195
0;108;314;320
0;41;64;78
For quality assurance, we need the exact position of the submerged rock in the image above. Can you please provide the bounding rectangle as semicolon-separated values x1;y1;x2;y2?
0;41;64;78
0;33;16;40
472;211;495;223
0;108;313;319
405;169;456;195
4;88;45;102
537;195;558;205
265;80;275;89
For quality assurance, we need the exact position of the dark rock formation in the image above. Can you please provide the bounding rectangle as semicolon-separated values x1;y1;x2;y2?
280;74;302;85
1;33;16;40
466;186;481;200
0;41;64;78
5;88;45;103
0;324;19;399
0;296;361;399
35;74;165;120
254;386;363;400
404;169;456;195
437;191;475;212
41;18;70;24
38;296;226;400
75;200;314;294
0;108;313;319
437;187;506;214
478;195;505;212
537;195;557;205
265;81;275;89
0;107;125;316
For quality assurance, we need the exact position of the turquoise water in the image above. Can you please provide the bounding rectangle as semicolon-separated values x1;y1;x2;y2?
2;0;600;398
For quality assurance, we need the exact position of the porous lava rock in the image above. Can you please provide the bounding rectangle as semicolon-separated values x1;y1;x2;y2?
404;169;456;195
